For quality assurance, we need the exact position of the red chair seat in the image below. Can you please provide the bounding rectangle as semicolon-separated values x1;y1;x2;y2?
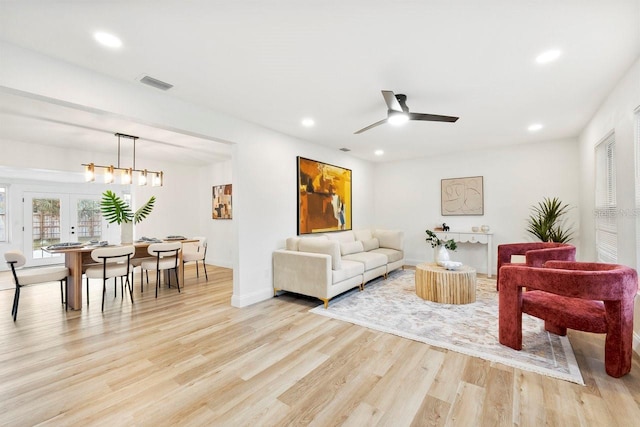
523;290;606;333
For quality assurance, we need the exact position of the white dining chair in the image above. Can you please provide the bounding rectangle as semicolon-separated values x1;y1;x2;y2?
182;236;208;280
140;242;181;298
85;246;135;312
4;249;69;321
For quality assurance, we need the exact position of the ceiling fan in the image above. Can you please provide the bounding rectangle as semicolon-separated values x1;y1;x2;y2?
354;90;459;134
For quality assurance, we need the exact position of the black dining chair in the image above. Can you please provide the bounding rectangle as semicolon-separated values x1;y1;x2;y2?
84;246;135;311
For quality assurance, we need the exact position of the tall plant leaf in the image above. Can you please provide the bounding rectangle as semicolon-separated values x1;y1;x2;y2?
526;197;573;243
100;190;133;224
134;196;156;224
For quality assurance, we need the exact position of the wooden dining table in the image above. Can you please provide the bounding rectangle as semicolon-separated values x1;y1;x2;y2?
45;239;197;310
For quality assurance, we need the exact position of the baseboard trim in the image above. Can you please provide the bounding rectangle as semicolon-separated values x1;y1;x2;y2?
634;332;640;356
231;287;273;308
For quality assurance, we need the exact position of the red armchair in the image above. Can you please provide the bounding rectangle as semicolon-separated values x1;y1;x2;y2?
496;242;576;290
499;261;638;378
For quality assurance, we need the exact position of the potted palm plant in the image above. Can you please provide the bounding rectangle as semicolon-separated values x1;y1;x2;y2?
526;197;573;243
100;190;156;243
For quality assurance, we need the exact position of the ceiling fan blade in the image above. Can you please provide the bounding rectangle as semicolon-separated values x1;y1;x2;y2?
381;90;403;112
409;112;459;123
354;118;388;134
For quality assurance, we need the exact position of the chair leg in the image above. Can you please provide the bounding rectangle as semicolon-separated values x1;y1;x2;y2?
12;287;20;321
102;278;107;312
155;270;160;298
114;277;118;299
64;279;68;311
60;280;64;305
203;262;208;280
86;277;90;305
174;268;180;293
195;261;200;278
127;275;134;304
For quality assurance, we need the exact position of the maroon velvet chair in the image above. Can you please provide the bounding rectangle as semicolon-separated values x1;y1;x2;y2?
496;242;576;290
499;261;638;378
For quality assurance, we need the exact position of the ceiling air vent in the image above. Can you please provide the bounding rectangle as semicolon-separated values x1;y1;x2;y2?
139;75;174;91
339;147;351;152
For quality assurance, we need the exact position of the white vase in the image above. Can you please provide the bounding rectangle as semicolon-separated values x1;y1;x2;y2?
435;245;450;266
120;221;134;244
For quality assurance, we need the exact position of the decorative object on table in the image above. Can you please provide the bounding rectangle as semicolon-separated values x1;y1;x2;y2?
297;156;352;234
83;133;163;186
471;226;480;232
165;235;187;240
480;225;490;232
441;176;484;216
440;260;463;270
525;197;573;243
100;190;156;243
442;222;450;231
425;229;457;265
212;184;232;219
310;270;584;385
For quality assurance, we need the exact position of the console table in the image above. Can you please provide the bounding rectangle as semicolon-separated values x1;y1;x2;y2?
434;231;493;277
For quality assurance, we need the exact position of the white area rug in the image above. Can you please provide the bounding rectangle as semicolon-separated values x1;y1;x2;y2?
310;270;584;385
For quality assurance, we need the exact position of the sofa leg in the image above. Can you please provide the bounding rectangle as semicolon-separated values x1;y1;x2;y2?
320;298;329;309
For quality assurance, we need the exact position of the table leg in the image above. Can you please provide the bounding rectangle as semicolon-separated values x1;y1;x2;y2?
65;252;83;310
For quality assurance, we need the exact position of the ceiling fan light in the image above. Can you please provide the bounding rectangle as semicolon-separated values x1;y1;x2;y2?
388;112;409;126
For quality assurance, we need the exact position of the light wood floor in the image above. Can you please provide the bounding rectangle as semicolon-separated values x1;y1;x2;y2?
0;266;639;426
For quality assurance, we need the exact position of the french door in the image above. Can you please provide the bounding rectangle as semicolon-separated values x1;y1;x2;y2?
23;192;111;265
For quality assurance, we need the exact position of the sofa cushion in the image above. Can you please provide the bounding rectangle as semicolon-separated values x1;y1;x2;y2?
354;229;373;241
325;230;356;243
370;247;404;264
362;238;380;252
298;239;341;270
374;230;403;251
343;251;387;271
341;241;364;256
332;260;364;284
286;237;301;251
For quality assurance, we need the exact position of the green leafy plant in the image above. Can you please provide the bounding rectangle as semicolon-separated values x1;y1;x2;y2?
100;190;156;224
526;197;573;243
425;229;457;251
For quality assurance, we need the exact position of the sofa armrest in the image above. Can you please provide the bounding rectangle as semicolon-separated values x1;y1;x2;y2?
273;249;332;299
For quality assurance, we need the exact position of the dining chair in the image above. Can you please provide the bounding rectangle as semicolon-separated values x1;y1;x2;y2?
85;246;135;312
182;236;208;280
140;242;181;298
4;250;69;321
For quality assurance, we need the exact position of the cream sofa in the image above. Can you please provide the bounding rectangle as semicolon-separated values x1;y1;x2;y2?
273;229;404;308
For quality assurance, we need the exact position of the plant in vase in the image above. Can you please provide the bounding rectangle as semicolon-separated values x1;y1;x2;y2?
425;229;457;265
100;190;156;243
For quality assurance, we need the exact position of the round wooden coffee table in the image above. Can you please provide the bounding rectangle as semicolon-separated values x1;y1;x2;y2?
415;263;476;304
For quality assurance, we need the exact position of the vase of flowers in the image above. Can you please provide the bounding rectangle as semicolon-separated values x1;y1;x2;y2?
425;229;457;265
100;190;156;243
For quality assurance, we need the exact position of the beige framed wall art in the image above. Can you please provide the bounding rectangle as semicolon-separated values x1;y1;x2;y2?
441;176;484;216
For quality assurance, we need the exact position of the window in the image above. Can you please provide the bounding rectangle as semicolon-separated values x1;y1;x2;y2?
595;132;616;263
0;186;6;242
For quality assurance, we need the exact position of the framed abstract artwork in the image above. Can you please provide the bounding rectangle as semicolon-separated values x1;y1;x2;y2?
441;176;484;216
297;156;352;234
212;184;232;219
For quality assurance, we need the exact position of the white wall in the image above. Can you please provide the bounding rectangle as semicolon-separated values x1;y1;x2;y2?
232;136;375;307
578;58;639;267
374;138;580;274
200;159;234;268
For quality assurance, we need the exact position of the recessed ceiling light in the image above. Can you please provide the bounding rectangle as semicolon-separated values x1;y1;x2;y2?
301;118;315;127
528;123;543;132
94;31;122;48
535;49;562;64
374;150;384;156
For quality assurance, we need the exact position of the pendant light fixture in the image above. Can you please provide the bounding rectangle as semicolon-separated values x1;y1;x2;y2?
82;133;163;186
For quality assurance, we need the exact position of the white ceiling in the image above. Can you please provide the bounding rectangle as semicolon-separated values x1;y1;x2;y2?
0;1;639;163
